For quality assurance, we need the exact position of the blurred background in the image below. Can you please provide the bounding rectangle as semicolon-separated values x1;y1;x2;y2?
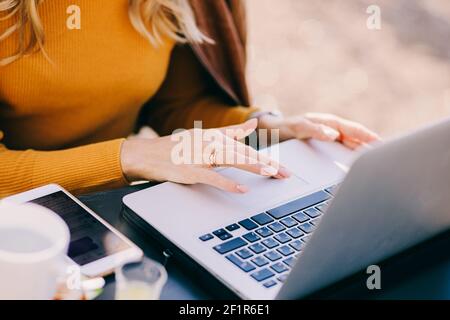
246;0;450;137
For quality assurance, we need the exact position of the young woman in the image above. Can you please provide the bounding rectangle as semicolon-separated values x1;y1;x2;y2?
0;0;379;198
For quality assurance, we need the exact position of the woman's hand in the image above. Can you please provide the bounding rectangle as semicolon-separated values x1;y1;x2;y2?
258;112;381;149
120;119;290;193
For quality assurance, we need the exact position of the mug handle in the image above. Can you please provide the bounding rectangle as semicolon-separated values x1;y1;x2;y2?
53;258;84;300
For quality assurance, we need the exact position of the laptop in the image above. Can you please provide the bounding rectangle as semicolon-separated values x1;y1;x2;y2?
122;118;450;300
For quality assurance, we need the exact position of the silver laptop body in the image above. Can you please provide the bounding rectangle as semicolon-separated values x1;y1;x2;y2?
123;118;450;299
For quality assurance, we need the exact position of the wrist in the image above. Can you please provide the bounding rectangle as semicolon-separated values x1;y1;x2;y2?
260;114;284;130
120;139;141;183
248;110;283;129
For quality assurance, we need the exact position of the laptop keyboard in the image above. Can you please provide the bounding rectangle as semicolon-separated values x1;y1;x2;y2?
199;184;340;289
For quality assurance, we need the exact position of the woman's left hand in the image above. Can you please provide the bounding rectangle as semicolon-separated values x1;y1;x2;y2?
257;112;381;150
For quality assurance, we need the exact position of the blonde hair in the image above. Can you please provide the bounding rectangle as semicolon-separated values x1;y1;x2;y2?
0;0;211;66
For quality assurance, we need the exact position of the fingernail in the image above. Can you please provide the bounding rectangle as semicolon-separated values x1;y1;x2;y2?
236;185;249;193
261;166;278;176
323;127;340;140
278;167;292;178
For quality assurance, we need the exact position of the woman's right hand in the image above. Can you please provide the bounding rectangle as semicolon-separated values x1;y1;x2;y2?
120;119;291;193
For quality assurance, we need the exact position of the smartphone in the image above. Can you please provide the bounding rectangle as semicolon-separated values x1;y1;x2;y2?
3;184;143;277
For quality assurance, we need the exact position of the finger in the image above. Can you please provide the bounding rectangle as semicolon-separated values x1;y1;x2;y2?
267;166;289;179
305;113;380;143
342;138;362;150
216;150;285;178
195;169;249;193
292;118;340;141
250;150;291;178
219;118;258;140
338;120;380;143
344;138;377;151
225;139;291;178
275;167;292;179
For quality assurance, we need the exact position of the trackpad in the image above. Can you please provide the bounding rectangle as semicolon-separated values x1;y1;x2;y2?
219;168;310;211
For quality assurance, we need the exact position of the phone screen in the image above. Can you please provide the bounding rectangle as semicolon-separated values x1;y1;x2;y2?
29;191;131;266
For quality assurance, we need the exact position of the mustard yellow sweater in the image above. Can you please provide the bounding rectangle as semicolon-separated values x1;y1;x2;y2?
0;0;254;198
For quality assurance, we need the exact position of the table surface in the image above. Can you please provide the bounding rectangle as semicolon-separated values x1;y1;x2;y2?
79;184;450;300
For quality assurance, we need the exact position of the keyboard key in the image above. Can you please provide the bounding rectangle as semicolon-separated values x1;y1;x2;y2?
264;250;282;261
286;228;304;239
251;268;275;282
225;224;240;232
251;213;274;226
301;235;312;243
274;232;291;244
249;243;266;254
280;217;298;228
277;274;289;283
255;227;273;238
214;237;247;254
271;262;289;273
304;207;321;218
268;222;286;233
199;234;214;241
277;245;295;256
239;219;258;230
236;248;253;259
243;232;261;243
290;240;305;251
263;280;278;288
310;219;320;226
298;222;315;234
262;238;279;249
292;212;310;223
283;257;296;268
267;191;331;219
252;256;269;267
226;254;256;272
213;229;233;241
316;202;330;212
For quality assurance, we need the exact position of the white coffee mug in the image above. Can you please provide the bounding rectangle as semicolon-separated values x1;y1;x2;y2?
0;202;70;300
